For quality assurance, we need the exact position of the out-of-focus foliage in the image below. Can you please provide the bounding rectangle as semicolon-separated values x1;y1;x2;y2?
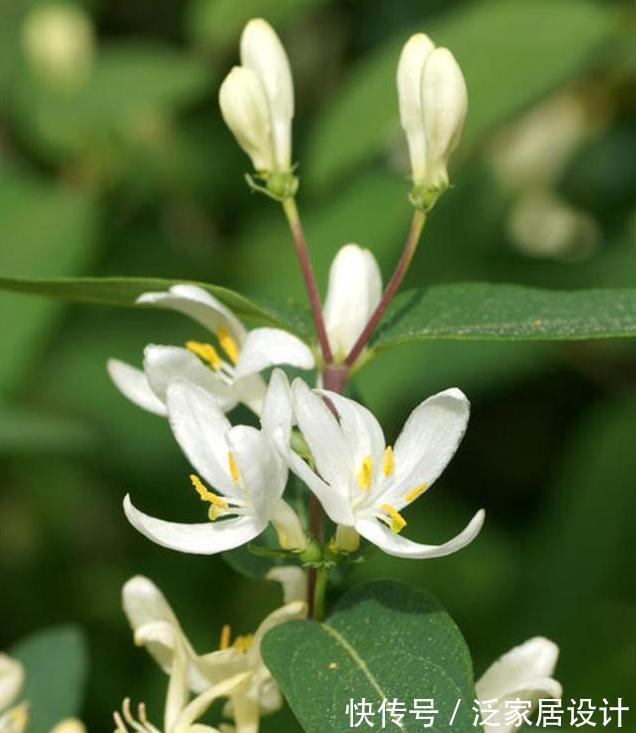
1;0;634;731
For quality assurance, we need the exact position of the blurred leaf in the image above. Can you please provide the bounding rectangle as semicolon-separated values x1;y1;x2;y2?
0;404;96;456
0;275;313;338
262;580;475;733
12;42;209;162
10;625;88;733
372;284;636;348
306;0;615;190
0;170;97;392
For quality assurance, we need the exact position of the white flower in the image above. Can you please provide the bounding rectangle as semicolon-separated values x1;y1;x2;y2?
322;244;382;362
284;375;484;557
108;284;314;418
0;653;85;733
476;637;562;733
219;19;293;175
124;370;306;555
397;33;467;200
121;574;306;733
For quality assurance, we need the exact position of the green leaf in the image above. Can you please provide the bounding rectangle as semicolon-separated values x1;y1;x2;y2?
372;284;636;349
0;275;313;339
10;625;88;733
262;580;475;733
306;0;615;190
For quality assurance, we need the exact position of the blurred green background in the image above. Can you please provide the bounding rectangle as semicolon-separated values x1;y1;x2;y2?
1;0;635;730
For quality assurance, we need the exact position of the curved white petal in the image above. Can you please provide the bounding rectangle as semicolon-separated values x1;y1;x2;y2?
268;498;306;551
226;425;287;511
388;387;469;507
219;65;274;173
144;345;238;413
251;601;306;658
476;637;561;701
421;47;467;185
166;381;239;499
48;719;86;733
107;359;167;416
137;284;246;344
124;494;265;555
0;654;24;711
265;566;307;604
355;508;484;559
233;373;267;417
260;368;293;453
175;673;251;732
240;18;294;170
234;328;314;380
322;244;382;360
397;33;435;182
317;390;386;487
291;378;352;490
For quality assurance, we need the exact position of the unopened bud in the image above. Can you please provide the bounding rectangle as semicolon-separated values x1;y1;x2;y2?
397;35;467;209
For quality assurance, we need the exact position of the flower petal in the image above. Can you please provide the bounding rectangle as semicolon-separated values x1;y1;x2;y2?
388;387;469;507
260;368;293;453
0;653;24;711
175;673;252;731
124;494;265;554
166;380;238;498
265;566;307;604
322;244;382;360
137;284;246;344
476;636;561;701
233;327;314;379
107;359;167;416
355;508;484;559
233;373;267;416
291;378;352;491
226;425;287;511
144;345;238;412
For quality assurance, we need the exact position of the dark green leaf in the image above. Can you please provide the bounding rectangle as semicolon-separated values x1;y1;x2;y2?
0;275;313;339
262;580;475;733
10;625;88;733
372;284;636;348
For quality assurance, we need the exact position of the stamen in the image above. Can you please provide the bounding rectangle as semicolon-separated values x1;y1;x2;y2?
380;504;407;534
405;483;427;502
217;326;239;365
382;446;394;476
190;475;228;507
219;624;232;650
113;711;128;733
233;633;254;654
185;340;222;370
228;451;240;483
357;455;373;490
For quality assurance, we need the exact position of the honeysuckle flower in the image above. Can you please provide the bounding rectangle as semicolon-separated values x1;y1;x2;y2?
113;616;250;733
124;371;306;555
0;653;85;733
122;574;306;733
284;375;485;557
108;284;314;418
397;33;467;207
476;637;562;733
322;244;382;363
219;19;294;193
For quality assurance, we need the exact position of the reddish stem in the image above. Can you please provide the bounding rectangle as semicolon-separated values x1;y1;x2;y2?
282;198;333;364
344;209;426;367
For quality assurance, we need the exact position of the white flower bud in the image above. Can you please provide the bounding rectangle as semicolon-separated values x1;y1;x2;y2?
219;66;274;173
421;47;468;190
220;18;294;182
240;18;294;172
397;34;467;208
397;33;435;184
21;3;94;93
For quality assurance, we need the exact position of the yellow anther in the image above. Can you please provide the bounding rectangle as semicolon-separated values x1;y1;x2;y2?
405;483;428;503
233;634;254;654
219;624;232;651
382;446;394;477
185;340;222;370
380;504;407;534
190;475;228;521
217;326;239;365
357;455;373;490
228;451;240;483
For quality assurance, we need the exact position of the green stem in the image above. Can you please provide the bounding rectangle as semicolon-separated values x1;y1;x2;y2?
313;565;329;622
